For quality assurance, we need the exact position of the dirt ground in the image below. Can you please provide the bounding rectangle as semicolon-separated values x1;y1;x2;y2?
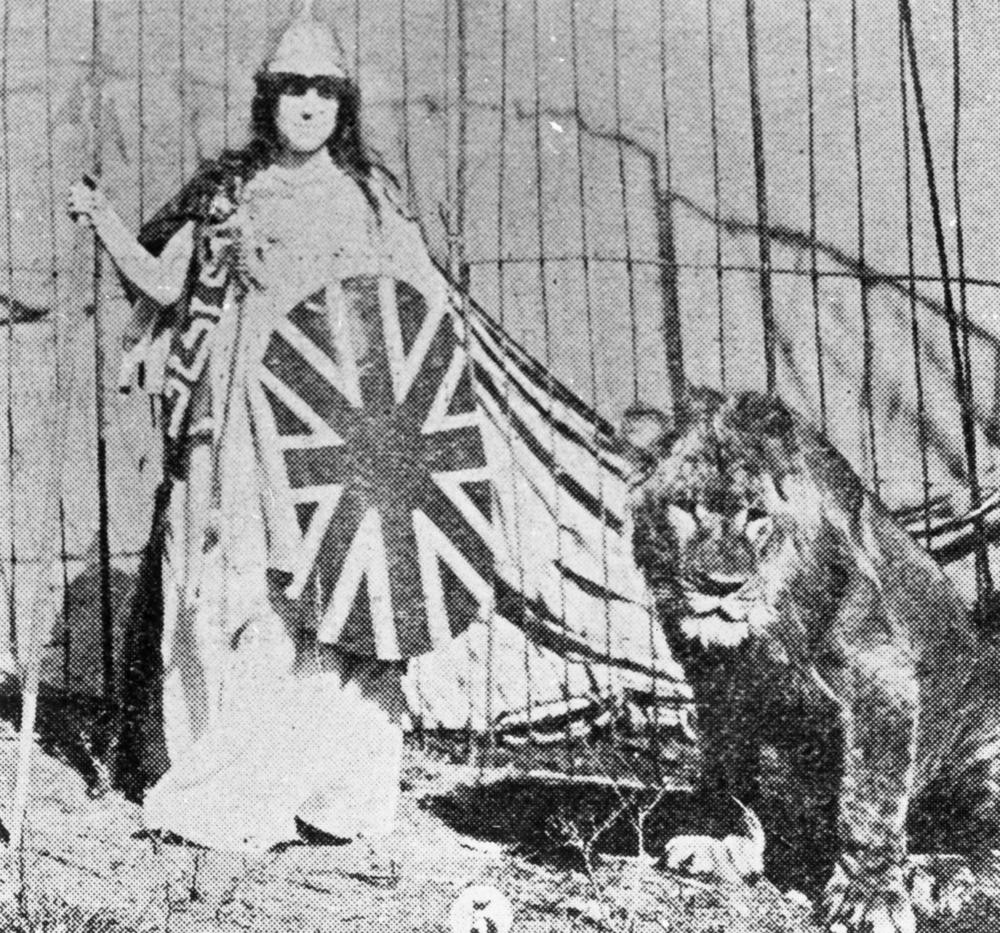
0;694;998;933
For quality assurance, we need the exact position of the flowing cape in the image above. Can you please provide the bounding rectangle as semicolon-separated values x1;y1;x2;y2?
115;164;690;792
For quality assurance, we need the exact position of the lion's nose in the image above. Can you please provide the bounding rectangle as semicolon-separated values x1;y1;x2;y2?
689;571;747;597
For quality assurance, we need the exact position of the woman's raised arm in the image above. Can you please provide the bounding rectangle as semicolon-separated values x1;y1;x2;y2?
67;177;195;307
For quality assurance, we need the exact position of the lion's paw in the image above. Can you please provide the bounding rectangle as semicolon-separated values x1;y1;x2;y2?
905;854;974;920
822;860;915;933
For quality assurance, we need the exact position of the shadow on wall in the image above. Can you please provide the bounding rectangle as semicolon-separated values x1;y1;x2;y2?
39;543;136;698
406;92;1000;494
0;527;166;798
0;540;142;794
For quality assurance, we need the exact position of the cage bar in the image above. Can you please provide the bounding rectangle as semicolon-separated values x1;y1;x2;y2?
804;0;826;434
898;17;933;547
743;0;775;394
851;0;879;491
705;0;726;393
899;0;992;611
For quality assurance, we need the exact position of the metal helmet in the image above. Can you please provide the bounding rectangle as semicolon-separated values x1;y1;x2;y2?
266;0;348;77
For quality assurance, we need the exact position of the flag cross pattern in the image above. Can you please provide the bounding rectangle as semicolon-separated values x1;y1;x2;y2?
256;274;494;659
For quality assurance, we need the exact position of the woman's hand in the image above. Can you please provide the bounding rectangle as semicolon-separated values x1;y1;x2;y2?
67;175;110;228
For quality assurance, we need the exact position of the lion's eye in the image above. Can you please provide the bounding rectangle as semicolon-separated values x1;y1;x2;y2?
745;508;773;546
667;502;699;547
670;497;697;515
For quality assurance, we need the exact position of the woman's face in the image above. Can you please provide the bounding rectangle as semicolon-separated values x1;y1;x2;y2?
275;85;341;156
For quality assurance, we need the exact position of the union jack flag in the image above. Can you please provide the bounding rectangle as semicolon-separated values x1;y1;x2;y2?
253;273;494;659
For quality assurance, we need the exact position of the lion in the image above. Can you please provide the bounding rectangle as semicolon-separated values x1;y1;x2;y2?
622;388;1000;933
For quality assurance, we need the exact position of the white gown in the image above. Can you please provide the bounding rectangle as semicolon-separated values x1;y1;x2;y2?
137;156;415;851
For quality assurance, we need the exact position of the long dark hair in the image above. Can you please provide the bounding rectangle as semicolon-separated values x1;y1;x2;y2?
244;71;381;209
139;72;385;253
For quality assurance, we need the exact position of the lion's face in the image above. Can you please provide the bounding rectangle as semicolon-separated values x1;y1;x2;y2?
625;393;826;650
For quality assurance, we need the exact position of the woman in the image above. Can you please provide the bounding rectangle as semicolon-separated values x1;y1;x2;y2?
68;6;432;853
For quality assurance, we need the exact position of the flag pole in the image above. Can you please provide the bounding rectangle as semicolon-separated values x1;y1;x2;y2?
2;0;103;898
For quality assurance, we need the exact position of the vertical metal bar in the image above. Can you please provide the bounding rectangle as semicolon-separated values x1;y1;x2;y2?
453;0;487;765
950;0;991;595
654;0;685;418
951;0;974;407
851;0;879;491
58;501;71;689
89;0;115;703
899;0;991;613
1;0;18;663
492;0;534;751
530;0;572;773
455;0;470;297
443;0;453;250
611;0;640;402
398;0;417;212
137;0;147;224
898;17;933;545
223;0;232;151
442;0;473;765
705;0;726;390
353;0;362;83
570;0;613;701
743;0;776;394
44;0;69;692
395;0;424;735
804;0;827;434
178;0;188;183
649;0;682;764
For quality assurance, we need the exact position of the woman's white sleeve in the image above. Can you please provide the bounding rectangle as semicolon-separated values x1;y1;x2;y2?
95;212;196;307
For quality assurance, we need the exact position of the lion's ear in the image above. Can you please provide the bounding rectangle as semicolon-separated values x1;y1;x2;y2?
620;404;675;464
620;388;725;465
682;385;726;423
727;392;795;439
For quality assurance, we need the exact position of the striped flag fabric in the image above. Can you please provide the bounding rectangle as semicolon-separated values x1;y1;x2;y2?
405;287;687;743
252;271;495;660
247;247;688;752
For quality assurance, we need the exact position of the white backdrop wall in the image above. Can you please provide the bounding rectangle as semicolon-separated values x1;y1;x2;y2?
0;0;997;692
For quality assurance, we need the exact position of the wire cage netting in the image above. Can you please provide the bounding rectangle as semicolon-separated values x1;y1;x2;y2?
0;0;997;769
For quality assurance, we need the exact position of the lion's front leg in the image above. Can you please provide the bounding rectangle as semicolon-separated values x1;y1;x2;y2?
817;648;919;933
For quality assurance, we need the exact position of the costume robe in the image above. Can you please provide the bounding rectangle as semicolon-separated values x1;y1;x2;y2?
117;155;435;851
